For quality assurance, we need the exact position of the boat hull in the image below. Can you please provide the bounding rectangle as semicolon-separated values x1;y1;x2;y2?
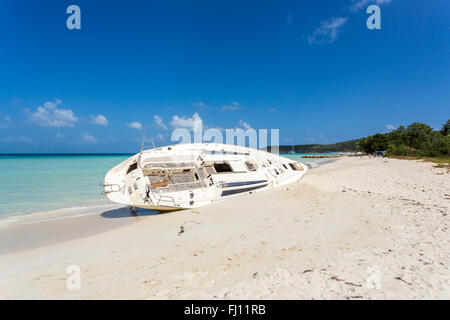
103;143;308;211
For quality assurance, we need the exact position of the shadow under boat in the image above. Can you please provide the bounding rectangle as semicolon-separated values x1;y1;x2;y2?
100;206;170;219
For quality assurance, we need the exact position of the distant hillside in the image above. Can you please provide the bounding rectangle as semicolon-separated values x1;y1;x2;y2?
263;139;359;153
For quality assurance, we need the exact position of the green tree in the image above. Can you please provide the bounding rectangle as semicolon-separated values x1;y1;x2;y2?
386;143;411;156
441;119;450;136
357;137;369;153
358;134;389;154
419;132;450;157
405;122;432;149
387;126;407;146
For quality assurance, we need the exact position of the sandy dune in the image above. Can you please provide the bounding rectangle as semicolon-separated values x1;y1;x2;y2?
0;157;448;299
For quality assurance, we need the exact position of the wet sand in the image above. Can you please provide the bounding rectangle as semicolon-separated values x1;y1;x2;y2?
0;206;141;255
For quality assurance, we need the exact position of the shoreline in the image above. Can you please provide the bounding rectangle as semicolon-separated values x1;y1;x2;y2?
0;203;125;227
301;154;361;159
0;157;448;299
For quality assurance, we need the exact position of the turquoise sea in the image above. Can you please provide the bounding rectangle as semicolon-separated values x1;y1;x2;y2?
0;153;333;220
0;154;130;219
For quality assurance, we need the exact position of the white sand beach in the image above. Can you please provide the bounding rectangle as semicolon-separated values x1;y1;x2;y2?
0;157;448;299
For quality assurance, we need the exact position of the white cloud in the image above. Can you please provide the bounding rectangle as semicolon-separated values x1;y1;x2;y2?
25;99;78;127
386;124;396;131
221;101;241;112
0;114;11;122
1;136;32;143
90;114;108;126
155;133;165;142
269;108;277;113
19;136;32;143
153;115;167;130
55;132;65;140
238;119;252;130
193;102;209;109
304;129;325;142
127;122;143;130
0;114;11;128
171;112;202;129
308;17;348;44
81;132;98;143
137;133;166;145
350;0;392;12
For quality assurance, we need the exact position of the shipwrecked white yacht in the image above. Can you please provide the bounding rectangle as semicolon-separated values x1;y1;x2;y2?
103;143;308;213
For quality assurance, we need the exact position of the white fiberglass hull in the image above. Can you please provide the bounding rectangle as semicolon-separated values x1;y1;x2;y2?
103;143;308;211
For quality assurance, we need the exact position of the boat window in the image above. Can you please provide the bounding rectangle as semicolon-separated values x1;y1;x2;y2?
126;162;138;174
289;163;298;171
213;162;233;173
283;164;288;169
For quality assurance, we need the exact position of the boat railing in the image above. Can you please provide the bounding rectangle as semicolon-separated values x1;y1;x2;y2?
140;140;156;152
155;194;177;206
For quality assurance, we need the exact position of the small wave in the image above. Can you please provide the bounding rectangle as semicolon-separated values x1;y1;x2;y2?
299;158;337;169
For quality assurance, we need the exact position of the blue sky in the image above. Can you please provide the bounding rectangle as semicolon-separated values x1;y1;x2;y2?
1;0;449;153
